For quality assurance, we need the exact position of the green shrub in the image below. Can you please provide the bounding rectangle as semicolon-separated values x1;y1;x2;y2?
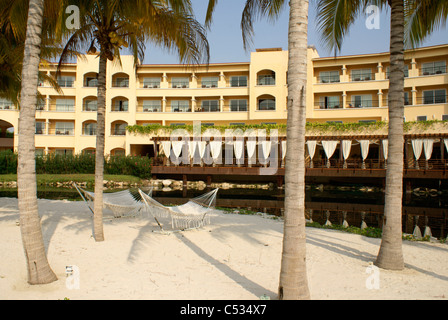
0;151;151;178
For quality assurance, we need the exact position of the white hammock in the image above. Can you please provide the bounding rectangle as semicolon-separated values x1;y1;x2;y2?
138;188;219;232
74;183;152;218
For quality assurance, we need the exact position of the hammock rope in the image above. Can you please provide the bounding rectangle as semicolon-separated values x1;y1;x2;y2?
138;188;219;231
73;183;152;218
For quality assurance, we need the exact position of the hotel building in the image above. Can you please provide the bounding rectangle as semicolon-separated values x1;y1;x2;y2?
0;44;447;157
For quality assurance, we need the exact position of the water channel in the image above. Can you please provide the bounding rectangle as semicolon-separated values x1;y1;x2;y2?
1;182;447;239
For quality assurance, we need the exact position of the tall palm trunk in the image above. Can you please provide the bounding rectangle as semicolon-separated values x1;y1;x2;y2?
93;53;107;242
278;0;310;300
375;0;405;270
18;0;57;284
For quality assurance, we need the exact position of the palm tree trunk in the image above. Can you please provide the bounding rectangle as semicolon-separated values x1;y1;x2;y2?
93;53;107;242
375;0;405;270
278;0;310;300
18;0;57;284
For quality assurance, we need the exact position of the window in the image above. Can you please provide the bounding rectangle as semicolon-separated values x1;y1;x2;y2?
143;77;161;88
442;115;448;121
359;120;377;123
113;99;128;111
319;96;340;109
35;149;44;157
423;90;446;104
319;71;340;83
55;122;74;135
201;77;218;88
57;76;75;87
230;99;247;112
171;77;189;88
351;95;373;108
201;100;219;112
386;65;409;78
404;92;410;105
202;123;214;126
257;73;275;85
170;123;186;127
55;99;75;112
83;123;96;135
422;61;446;75
258;99;275;110
142;100;161;112
351;69;372;81
113;123;127;136
417;116;427;122
171;100;190;112
0;98;13;110
83;99;97;111
36;99;45;111
113;77;129;87
55;149;73;156
85;77;98;87
262;122;277;125
230;122;245;126
35;122;45;134
230;76;247;87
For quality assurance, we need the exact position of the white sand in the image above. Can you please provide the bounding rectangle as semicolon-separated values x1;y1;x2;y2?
0;197;447;300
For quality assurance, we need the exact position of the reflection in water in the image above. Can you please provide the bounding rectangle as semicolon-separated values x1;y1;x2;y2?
1;184;447;239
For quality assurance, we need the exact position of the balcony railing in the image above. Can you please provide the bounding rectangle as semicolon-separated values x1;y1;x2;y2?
49;128;75;136
420;66;447;76
137;104;162;112
112;129;126;136
82;128;96;136
415;95;447;105
57;79;75;87
49;104;75;112
112;80;129;88
350;73;375;82
318;76;340;83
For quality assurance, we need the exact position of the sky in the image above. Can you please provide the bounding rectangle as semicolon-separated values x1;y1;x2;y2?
140;1;448;64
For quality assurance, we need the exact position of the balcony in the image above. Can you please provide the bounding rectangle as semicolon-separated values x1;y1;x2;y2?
49;128;75;136
48;104;75;112
420;65;447;76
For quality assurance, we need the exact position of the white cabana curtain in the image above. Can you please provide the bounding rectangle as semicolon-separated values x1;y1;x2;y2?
321;140;338;167
342;140;352;168
382;139;388;160
261;140;272;161
423;139;434;160
306;140;317;168
171;140;184;165
246;139;257;165
281;140;287;160
210;141;222;164
445;139;448;153
412;139;423;160
161;141;171;157
234;140;244;161
359;140;370;169
198;141;207;164
412;139;423;169
188;140;197;159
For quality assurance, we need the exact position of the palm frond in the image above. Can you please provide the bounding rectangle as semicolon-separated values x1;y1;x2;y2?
241;0;286;50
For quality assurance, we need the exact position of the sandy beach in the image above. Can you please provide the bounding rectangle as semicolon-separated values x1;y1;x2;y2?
0;196;447;300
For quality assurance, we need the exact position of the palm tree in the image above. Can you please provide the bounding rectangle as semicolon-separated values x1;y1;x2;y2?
405;0;448;48
316;0;406;270
58;0;210;241
16;0;58;284
206;0;311;299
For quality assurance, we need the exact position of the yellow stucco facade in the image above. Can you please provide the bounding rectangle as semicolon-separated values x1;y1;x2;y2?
0;44;447;156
